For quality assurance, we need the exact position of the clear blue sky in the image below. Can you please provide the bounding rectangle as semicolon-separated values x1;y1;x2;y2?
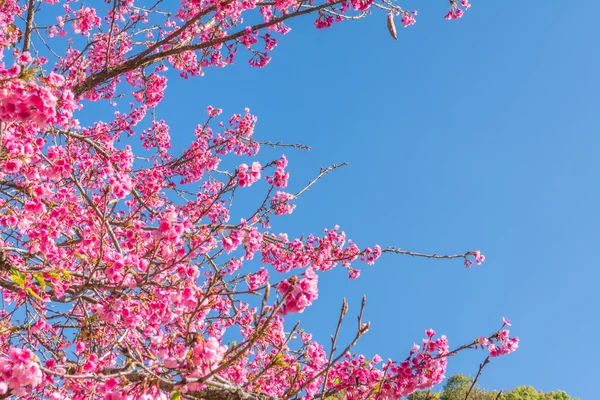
155;1;599;398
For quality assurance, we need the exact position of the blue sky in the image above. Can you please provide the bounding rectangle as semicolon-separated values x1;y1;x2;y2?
150;0;598;398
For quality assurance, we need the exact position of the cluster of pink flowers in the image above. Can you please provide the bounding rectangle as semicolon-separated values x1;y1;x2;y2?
351;0;374;11
248;267;270;290
465;250;486;268
384;333;450;396
140;119;172;154
237;161;262;187
323;330;449;399
72;7;101;36
314;13;335;29
0;76;57;128
274;0;299;11
242;225;263;259
485;330;519;357
479;318;520;357
266;155;290;187
361;245;382;265
260;226;370;276
445;0;471;20
0;0;21;49
0;59;76;129
240;26;259;49
271;191;296;215
133;73;168;108
248;52;271;68
222;228;246;253
207;105;223;117
0;348;43;397
401;11;418;27
192;337;228;375
276;267;319;314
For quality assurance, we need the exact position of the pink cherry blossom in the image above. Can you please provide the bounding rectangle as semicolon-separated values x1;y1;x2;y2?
237;161;262;187
0;348;43;396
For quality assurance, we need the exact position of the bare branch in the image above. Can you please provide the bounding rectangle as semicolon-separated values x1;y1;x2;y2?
465;356;491;400
382;247;476;261
22;0;36;53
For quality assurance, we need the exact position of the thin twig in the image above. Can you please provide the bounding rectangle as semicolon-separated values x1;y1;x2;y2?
321;298;349;397
465;355;490;400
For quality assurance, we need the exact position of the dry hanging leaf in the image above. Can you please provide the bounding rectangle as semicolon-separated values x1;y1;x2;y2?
387;12;398;40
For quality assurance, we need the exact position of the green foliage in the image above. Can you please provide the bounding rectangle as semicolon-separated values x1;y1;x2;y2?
439;374;498;400
9;267;26;287
543;391;577;400
407;391;430;400
406;375;578;400
504;386;541;400
504;387;578;400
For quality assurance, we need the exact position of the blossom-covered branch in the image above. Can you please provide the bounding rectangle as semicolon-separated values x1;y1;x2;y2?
0;0;515;398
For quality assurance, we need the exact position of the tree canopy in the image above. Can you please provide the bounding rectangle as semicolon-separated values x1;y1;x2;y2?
0;0;522;399
407;375;578;400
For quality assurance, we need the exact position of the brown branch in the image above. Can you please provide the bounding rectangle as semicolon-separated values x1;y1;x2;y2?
104;0;119;70
255;140;310;151
72;0;346;97
22;0;36;53
320;298;349;397
292;162;347;200
382;247;475;261
465;355;490;400
187;381;280;400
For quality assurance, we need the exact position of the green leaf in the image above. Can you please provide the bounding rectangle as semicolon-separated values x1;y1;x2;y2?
26;287;43;300
10;268;26;287
33;273;46;291
170;390;181;400
60;270;72;280
19;66;41;82
273;353;288;367
47;271;59;279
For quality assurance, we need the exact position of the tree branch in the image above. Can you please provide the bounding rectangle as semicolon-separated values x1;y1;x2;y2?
72;0;346;97
465;355;490;400
22;0;36;53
